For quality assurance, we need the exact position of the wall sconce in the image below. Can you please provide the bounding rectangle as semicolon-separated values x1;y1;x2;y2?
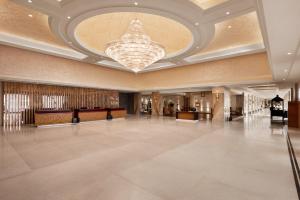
216;93;220;101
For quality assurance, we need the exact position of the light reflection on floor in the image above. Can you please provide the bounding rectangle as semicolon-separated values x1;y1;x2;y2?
0;114;297;200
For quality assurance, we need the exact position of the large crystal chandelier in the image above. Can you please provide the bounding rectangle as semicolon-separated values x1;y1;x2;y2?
105;19;166;73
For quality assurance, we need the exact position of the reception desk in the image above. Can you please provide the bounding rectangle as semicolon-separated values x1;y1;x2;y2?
77;108;107;122
35;110;73;126
176;111;199;121
109;108;127;119
34;108;126;126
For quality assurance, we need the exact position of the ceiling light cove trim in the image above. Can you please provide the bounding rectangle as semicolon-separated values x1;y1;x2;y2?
0;32;87;60
185;43;265;63
141;62;176;72
96;60;132;72
96;60;175;73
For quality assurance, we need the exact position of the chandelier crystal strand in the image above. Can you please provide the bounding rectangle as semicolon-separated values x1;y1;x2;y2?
105;19;166;73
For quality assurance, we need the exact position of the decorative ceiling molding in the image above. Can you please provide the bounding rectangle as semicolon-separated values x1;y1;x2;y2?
9;0;263;73
185;43;265;63
0;32;87;60
48;0;215;62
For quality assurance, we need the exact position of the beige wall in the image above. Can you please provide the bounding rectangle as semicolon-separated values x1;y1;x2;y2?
138;53;272;90
0;45;138;91
0;45;272;91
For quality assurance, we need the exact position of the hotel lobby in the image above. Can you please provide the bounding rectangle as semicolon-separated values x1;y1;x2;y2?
0;0;300;199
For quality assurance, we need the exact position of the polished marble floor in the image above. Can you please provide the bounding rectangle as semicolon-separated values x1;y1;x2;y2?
0;115;297;200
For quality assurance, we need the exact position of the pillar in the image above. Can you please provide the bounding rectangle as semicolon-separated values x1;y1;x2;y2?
295;83;299;101
151;92;161;116
291;87;294;102
288;83;300;128
133;93;141;116
0;82;3;126
212;87;227;121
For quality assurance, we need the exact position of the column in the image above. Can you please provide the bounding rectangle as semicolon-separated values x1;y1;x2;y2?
151;92;161;116
133;93;141;116
212;87;225;121
0;82;3;126
288;82;300;128
295;83;299;101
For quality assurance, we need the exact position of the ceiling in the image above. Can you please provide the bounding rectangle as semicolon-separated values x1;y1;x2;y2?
75;12;192;56
0;0;268;73
258;0;300;82
190;0;228;10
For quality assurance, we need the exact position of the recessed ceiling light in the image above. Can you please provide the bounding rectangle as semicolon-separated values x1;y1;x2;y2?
28;14;33;18
227;25;232;29
57;0;62;2
284;69;288;73
134;2;138;6
226;11;230;15
195;22;199;26
287;52;293;55
28;0;32;3
196;46;200;49
283;78;286;81
67;16;71;19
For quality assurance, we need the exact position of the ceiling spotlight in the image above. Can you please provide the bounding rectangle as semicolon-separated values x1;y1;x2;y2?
28;14;33;18
227;25;232;29
67;16;71;19
226;11;230;15
284;69;288;73
28;0;32;3
287;52;293;55
283;78;286;81
134;2;138;6
57;0;62;2
195;22;199;26
196;46;200;49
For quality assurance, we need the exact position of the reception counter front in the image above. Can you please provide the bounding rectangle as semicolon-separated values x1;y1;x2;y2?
77;108;107;122
35;110;73;126
176;111;199;121
109;108;127;119
34;108;127;126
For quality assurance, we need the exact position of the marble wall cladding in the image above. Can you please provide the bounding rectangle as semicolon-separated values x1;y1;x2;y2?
0;45;272;91
212;93;224;121
134;93;142;115
0;45;138;91
161;95;184;115
151;92;161;116
2;81;119;126
190;92;212;112
137;53;272;90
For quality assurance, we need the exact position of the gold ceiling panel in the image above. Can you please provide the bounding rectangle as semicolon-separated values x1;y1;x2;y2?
190;0;228;9
75;12;193;55
196;12;264;55
0;0;65;47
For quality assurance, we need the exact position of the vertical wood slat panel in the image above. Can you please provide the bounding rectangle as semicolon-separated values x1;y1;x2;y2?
1;82;119;126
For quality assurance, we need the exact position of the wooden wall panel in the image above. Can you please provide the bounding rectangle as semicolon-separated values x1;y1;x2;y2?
2;82;119;127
